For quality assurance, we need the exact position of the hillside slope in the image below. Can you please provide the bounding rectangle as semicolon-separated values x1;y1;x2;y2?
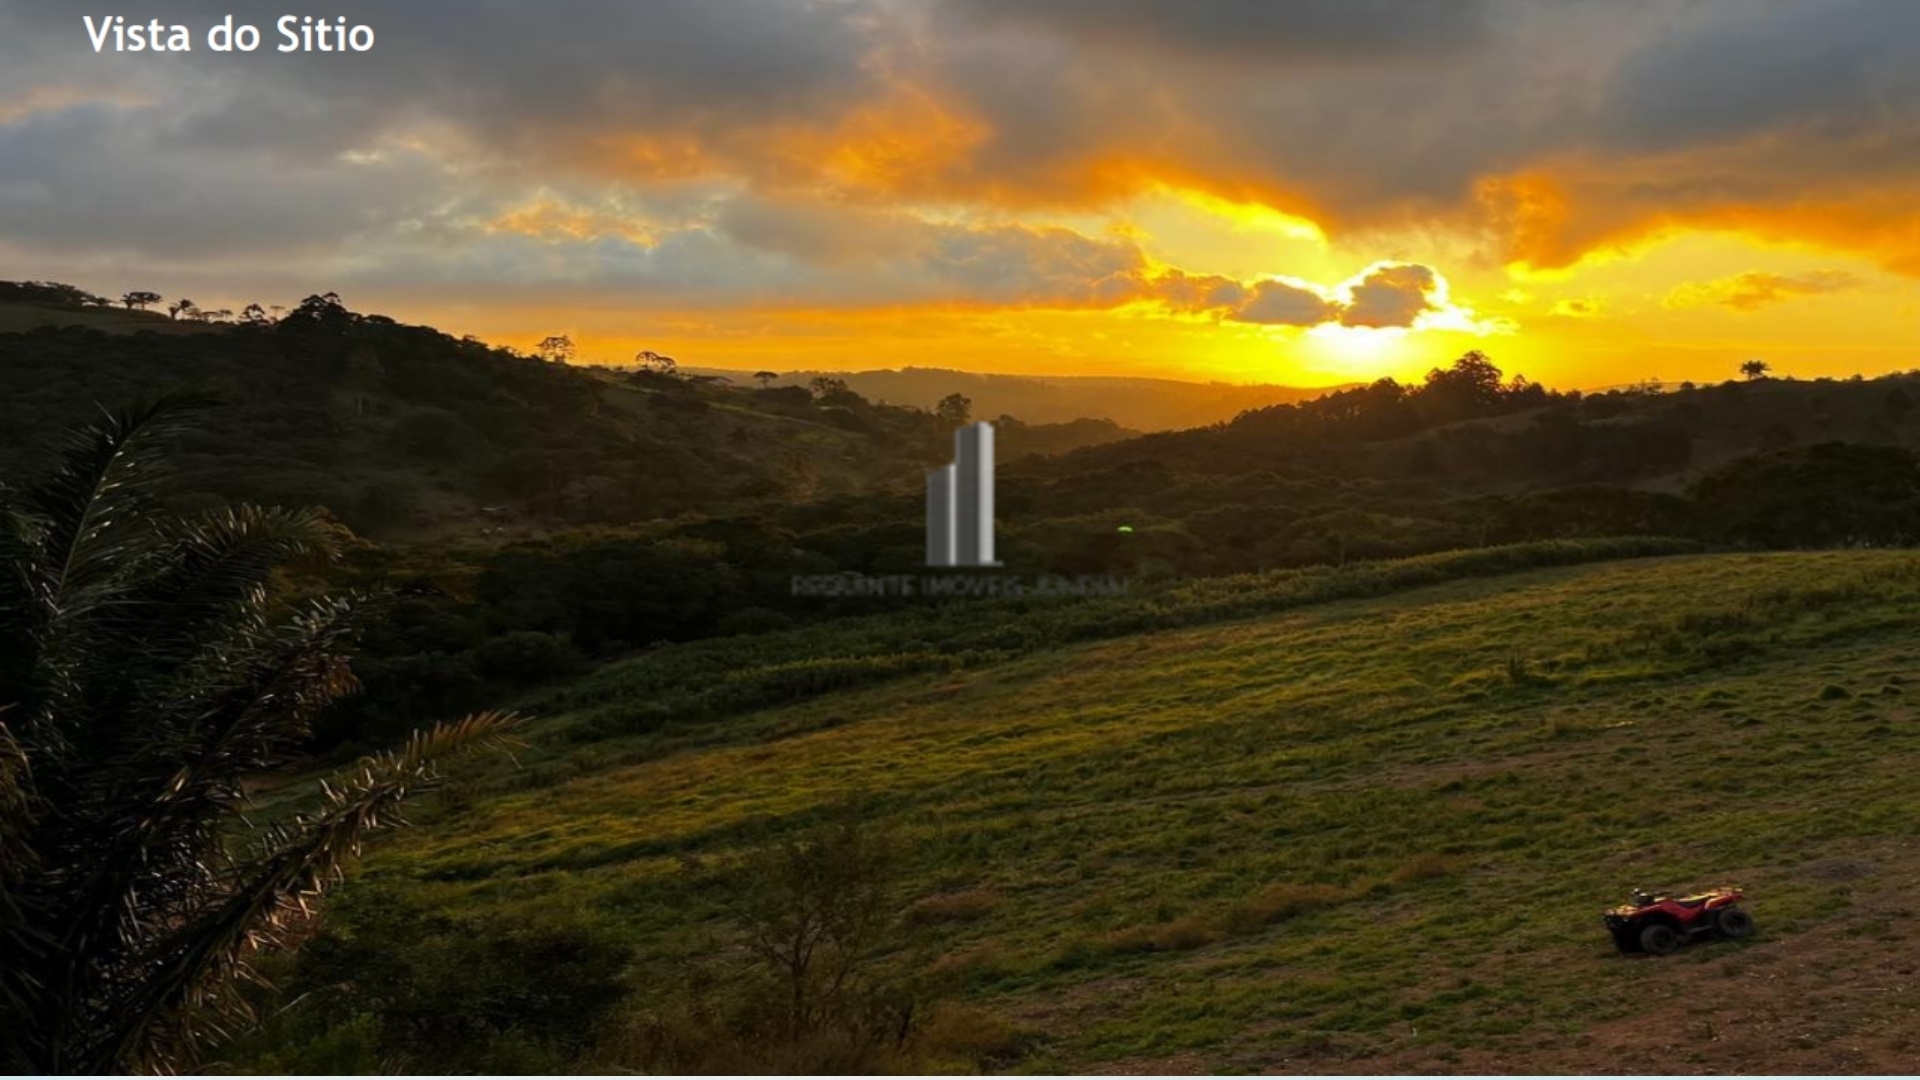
0;296;953;540
0;287;1186;543
689;365;1349;430
1043;367;1920;494
280;548;1920;1072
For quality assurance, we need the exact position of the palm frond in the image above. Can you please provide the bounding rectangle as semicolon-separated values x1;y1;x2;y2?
23;395;218;611
43;595;370;1009
7;396;221;755
2;399;526;1073
96;712;524;1073
120;504;345;651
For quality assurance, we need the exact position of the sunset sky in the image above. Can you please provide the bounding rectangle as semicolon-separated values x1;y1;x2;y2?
5;0;1920;389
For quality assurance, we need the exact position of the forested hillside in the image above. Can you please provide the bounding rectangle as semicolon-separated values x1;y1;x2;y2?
693;364;1345;430
9;279;1920;758
1002;353;1920;573
0;285;1112;540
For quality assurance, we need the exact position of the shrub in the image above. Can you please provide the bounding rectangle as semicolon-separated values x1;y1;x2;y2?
910;1001;1036;1071
600;815;931;1074
472;630;590;684
279;889;636;1073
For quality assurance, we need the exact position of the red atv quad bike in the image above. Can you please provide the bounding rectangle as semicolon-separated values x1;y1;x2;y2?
1604;887;1754;955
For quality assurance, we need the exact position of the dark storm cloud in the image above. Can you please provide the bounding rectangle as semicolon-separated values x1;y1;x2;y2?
899;0;1649;222
0;101;452;258
0;0;883;182
939;0;1495;62
1597;0;1920;153
7;0;1920;304
0;0;883;258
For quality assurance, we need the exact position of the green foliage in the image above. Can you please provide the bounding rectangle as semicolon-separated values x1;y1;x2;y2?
0;290;951;539
1691;442;1920;547
935;391;972;427
471;630;590;685
0;401;520;1073
595;817;926;1074
252;885;634;1073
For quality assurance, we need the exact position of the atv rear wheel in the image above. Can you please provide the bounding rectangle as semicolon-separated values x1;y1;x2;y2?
1715;906;1754;940
1640;923;1681;955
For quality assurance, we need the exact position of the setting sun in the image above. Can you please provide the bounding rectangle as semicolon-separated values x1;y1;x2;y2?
1303;323;1406;378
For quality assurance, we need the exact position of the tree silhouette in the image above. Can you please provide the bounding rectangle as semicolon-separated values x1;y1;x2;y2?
754;370;779;388
0;399;519;1072
239;303;270;327
1740;359;1771;381
634;350;678;376
121;291;161;312
280;293;354;331
166;298;198;321
1418;351;1509;423
936;392;973;427
536;335;576;364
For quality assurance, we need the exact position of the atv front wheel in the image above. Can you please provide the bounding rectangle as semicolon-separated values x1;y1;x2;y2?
1715;906;1755;940
1640;923;1681;955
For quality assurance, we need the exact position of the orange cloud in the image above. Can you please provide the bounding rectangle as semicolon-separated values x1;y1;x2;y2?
1477;143;1920;281
1663;269;1862;312
769;86;990;196
487;199;658;245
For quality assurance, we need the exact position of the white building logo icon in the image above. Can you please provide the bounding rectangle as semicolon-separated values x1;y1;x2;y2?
926;421;998;567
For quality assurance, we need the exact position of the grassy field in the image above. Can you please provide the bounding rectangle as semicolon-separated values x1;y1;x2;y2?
295;548;1920;1072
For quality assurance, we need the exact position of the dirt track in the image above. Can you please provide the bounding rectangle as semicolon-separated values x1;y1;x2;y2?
1093;849;1920;1075
1317;853;1919;1075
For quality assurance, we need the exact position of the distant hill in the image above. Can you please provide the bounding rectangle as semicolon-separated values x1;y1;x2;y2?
0;281;218;336
0;283;1161;542
684;365;1349;431
0;288;959;541
12;279;1920;578
1039;365;1920;493
965;357;1920;576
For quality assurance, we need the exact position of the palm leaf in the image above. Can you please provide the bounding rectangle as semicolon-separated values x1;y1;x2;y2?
23;395;217;611
96;712;524;1073
2;401;527;1073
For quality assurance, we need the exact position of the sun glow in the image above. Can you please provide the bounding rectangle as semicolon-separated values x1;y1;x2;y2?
1154;184;1326;244
1303;323;1405;378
